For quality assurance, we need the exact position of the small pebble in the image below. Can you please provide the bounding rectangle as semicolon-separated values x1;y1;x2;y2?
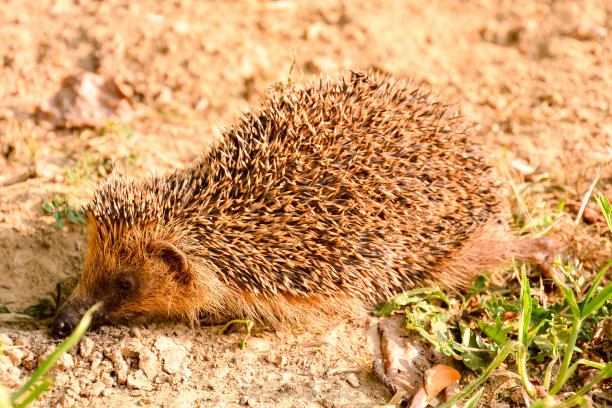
106;348;128;384
5;348;25;365
139;348;161;380
89;381;106;398
120;337;143;358
57;353;74;370
59;395;75;408
130;327;142;338
239;395;249;405
346;373;360;388
127;369;153;391
0;334;13;346
79;337;95;359
14;337;30;348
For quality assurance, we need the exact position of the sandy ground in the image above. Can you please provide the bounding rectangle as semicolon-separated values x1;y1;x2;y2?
1;0;611;407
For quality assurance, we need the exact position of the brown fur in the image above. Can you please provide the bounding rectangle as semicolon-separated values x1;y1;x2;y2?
53;71;553;335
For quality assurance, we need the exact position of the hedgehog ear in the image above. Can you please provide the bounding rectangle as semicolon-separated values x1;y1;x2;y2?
147;240;191;284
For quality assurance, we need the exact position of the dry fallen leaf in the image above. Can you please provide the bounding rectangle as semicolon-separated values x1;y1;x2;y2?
379;316;433;395
423;364;461;399
408;387;429;408
35;71;134;129
408;365;460;408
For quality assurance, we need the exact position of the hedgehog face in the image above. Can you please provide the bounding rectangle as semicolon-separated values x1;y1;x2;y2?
52;226;193;337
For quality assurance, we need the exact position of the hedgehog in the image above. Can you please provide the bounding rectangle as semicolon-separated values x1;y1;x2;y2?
52;71;553;337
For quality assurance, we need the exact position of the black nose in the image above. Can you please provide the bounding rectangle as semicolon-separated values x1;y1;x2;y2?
52;314;75;338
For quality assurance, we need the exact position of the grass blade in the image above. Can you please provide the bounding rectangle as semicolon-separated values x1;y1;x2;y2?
437;342;516;408
552;275;580;319
582;260;612;307
14;378;53;408
595;194;612;232
518;265;531;344
10;303;100;404
554;363;612;408
463;387;484;408
581;282;612;319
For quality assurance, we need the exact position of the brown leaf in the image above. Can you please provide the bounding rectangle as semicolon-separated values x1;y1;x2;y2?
379;316;433;395
35;72;134;129
423;364;461;400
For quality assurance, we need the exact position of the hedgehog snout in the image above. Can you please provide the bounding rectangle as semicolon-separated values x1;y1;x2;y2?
52;311;76;338
52;309;80;338
52;299;106;338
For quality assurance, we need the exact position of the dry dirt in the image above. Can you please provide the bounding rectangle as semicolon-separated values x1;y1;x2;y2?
1;0;611;407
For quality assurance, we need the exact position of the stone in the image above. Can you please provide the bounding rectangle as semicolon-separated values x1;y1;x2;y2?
105;348;128;384
79;337;95;359
57;353;74;370
127;369;153;391
346;373;360;388
138;348;161;380
5;347;25;365
120;337;142;358
154;337;187;374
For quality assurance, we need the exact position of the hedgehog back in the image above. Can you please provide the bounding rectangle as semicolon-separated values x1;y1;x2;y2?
90;72;503;303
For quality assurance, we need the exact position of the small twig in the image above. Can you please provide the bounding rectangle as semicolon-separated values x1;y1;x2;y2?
372;359;411;407
296;341;328;348
574;164;602;226
333;341;371;373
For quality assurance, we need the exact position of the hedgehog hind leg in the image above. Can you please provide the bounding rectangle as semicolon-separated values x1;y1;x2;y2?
435;219;556;290
506;236;556;278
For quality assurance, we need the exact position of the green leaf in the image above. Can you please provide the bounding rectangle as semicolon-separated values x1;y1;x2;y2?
74;211;85;224
459;319;472;347
375;287;449;316
21;299;53;318
581;282;612;319
463;275;488;307
461;351;490;371
0;305;9;313
596;193;612;232
476;317;512;345
553;275;580;318
66;211;77;224
583;260;612;306
41;203;53;213
532;335;555;356
55;217;63;231
374;301;398;317
518;265;532;344
392;287;450;307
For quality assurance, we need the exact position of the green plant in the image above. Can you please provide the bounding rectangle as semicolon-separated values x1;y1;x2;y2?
0;303;100;408
103;121;134;140
377;195;612;406
42;195;85;231
218;319;255;350
65;152;114;188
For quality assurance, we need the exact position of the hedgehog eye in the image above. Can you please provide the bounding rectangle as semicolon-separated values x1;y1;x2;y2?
117;275;136;291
